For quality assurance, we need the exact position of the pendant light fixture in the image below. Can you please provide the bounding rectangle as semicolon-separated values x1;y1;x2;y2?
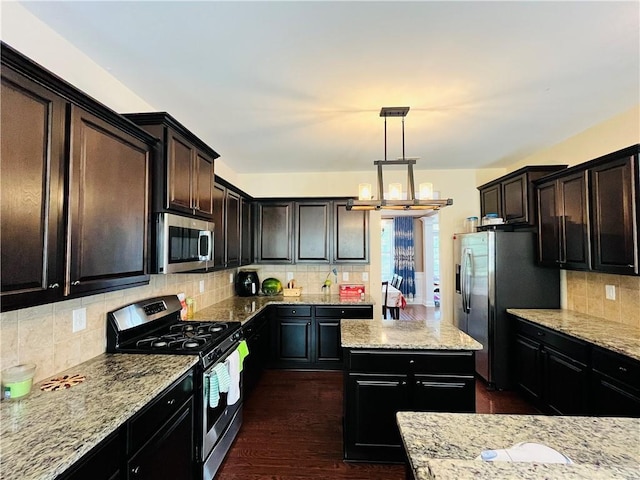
346;107;453;211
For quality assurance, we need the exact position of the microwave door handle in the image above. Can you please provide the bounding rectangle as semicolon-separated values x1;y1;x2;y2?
199;231;212;260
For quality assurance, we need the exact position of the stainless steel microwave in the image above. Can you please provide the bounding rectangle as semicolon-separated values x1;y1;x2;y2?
156;213;214;274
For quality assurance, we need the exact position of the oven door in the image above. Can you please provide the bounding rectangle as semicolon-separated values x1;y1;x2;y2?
201;346;243;462
156;213;214;273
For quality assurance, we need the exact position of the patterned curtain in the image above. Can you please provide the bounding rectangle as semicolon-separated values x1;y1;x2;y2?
393;217;416;297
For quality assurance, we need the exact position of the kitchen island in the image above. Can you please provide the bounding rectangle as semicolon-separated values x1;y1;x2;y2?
341;316;482;463
398;411;640;479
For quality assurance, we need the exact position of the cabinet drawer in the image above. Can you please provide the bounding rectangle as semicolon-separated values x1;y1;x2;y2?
315;305;373;318
128;371;193;454
275;306;311;317
347;350;474;375
592;347;640;389
515;320;588;364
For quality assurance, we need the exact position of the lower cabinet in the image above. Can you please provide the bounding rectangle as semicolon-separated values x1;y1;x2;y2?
513;317;640;417
57;430;122;480
243;311;271;398
343;349;475;463
271;305;374;370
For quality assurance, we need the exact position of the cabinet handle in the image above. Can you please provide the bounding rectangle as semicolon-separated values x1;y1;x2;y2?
409;360;415;365
131;466;140;475
71;281;80;286
537;331;545;337
48;283;60;289
167;398;176;405
307;322;311;326
627;264;635;268
292;310;296;314
618;366;628;373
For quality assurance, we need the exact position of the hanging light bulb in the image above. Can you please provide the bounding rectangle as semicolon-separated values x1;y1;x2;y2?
388;183;402;200
358;183;372;200
419;182;433;200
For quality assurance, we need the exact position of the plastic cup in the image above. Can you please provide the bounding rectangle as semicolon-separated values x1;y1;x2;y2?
2;364;36;400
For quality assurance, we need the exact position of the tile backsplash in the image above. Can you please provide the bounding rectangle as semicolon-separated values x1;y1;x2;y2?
0;269;237;382
566;271;640;329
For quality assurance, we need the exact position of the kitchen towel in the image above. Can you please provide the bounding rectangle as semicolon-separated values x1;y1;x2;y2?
209;362;231;408
226;349;241;405
214;363;230;392
237;340;250;372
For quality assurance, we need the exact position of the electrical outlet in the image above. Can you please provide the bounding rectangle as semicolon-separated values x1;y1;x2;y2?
229;273;234;284
343;272;349;281
199;280;205;293
362;272;369;281
605;284;616;300
287;272;294;281
72;308;87;333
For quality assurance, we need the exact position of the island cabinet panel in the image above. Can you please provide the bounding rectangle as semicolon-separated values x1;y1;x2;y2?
591;347;640;417
0;66;66;310
343;349;476;463
1;44;156;311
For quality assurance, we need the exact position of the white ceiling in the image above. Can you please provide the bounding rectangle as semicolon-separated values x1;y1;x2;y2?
16;1;640;175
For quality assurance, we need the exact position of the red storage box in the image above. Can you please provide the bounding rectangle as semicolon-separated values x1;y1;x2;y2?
339;284;365;297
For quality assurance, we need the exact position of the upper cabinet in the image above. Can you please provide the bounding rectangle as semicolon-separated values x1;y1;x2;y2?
124;112;219;220
213;179;253;269
478;165;567;225
535;145;639;275
255;199;369;264
1;43;156;311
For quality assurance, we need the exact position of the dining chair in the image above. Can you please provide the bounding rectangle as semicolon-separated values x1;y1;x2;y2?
391;274;399;288
394;275;403;290
382;281;389;319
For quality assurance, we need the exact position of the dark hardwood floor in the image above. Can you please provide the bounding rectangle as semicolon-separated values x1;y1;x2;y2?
216;369;538;479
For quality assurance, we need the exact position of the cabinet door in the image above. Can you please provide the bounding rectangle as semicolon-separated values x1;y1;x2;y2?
591;373;640;417
212;183;225;268
536;181;560;266
514;334;542;402
193;151;214;219
256;203;293;263
68;106;150;295
225;190;241;267
480;183;502;218
127;402;193;480
543;347;588;415
0;68;66;310
315;319;342;365
344;374;408;462
413;375;475;413
333;203;369;263
502;173;527;223
274;318;312;363
240;197;253;265
167;130;194;215
296;202;331;262
59;429;121;480
590;156;637;275
558;171;590;269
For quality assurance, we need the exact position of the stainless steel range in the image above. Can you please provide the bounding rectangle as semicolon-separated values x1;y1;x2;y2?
107;295;243;480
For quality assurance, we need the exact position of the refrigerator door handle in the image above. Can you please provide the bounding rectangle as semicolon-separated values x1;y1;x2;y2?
463;248;473;313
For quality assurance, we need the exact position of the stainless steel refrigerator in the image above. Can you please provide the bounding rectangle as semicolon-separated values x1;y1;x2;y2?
453;230;560;390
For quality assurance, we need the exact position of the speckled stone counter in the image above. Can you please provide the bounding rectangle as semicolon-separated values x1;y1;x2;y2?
507;309;640;361
194;294;374;325
0;353;197;480
341;318;482;350
397;412;640;480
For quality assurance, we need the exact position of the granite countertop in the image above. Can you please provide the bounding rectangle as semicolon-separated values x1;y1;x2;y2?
507;309;640;361
341;318;482;350
194;294;374;325
0;353;197;480
397;412;640;480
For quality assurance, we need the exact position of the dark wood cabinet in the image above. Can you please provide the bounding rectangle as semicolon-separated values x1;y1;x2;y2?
333;202;369;263
514;318;590;415
478;165;567;225
57;430;122;480
225;189;241;267
343;349;475;462
123;112;219;220
1;43;155;312
212;183;226;267
242;311;270;398
590;155;638;275
535;145;639;274
256;202;294;263
0;64;66;310
591;347;640;417
68;106;151;296
270;305;373;370
240;197;254;266
296;202;331;263
127;372;194;480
